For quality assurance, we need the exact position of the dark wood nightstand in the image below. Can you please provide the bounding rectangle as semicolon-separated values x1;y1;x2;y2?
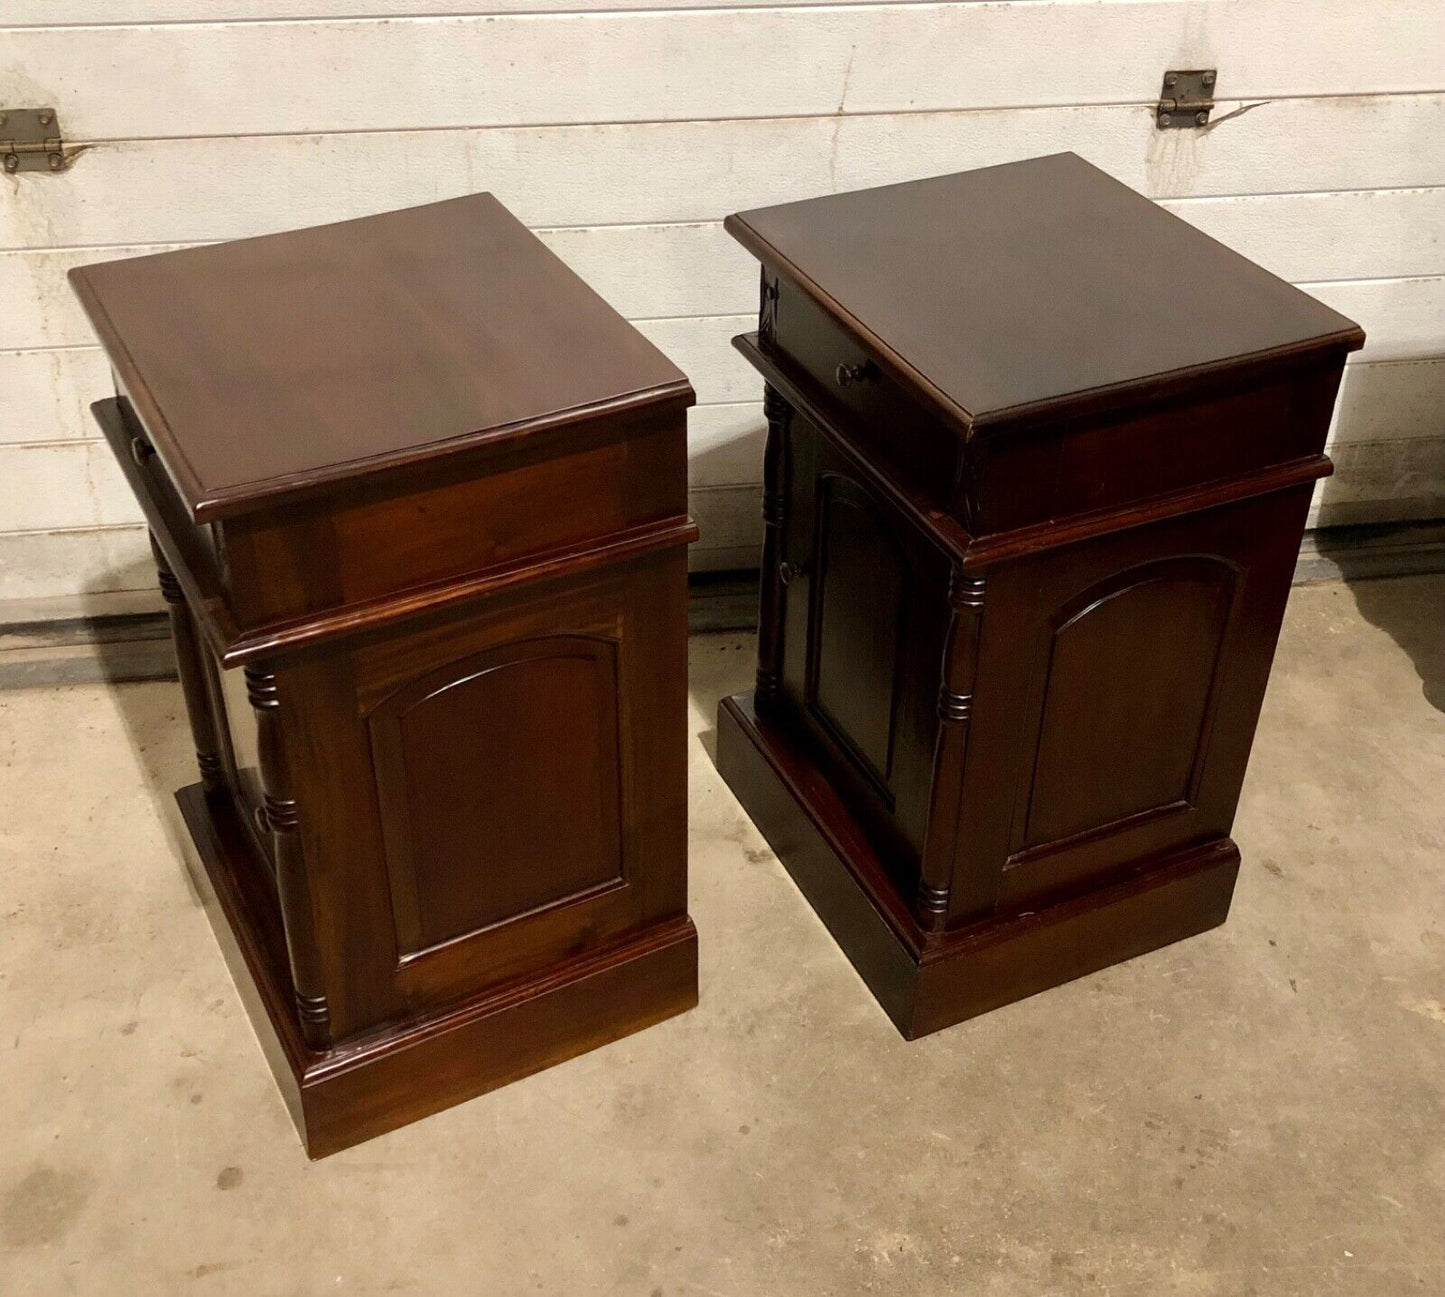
717;153;1363;1038
72;195;699;1155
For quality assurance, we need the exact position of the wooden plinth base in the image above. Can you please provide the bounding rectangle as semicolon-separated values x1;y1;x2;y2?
176;784;698;1158
717;693;1238;1039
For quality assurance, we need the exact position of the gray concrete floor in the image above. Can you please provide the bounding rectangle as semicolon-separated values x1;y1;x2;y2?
1;575;1443;1296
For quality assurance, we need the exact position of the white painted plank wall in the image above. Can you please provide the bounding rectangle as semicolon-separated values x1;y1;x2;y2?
1;0;1442;613
8;3;1445;138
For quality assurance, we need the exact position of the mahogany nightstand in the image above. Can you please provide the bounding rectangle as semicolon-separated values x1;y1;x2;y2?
72;196;699;1155
716;154;1364;1037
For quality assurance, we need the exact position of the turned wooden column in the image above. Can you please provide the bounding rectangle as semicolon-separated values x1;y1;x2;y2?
150;533;224;795
916;570;985;931
244;664;331;1052
754;383;792;710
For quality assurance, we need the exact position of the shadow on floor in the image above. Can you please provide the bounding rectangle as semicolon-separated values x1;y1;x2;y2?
686;631;756;769
71;567;216;910
1345;572;1445;715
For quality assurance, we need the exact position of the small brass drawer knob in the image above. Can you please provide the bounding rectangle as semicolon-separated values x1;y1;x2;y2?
779;560;808;585
129;435;155;467
835;362;873;388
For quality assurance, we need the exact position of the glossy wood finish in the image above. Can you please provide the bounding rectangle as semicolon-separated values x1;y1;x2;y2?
726;153;1363;438
177;784;697;1159
369;636;625;953
70;194;690;521
719;695;1241;1038
719;157;1363;1036
78;197;698;1155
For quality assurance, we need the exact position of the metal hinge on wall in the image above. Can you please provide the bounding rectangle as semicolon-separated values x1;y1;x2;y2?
1;108;70;174
1156;71;1216;129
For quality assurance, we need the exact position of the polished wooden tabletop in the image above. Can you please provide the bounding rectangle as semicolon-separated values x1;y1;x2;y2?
71;194;692;520
726;152;1364;436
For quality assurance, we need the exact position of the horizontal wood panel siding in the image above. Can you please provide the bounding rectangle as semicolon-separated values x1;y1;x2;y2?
0;526;158;603
6;185;1444;283
6;3;1443;138
4;96;1445;247
1328;359;1445;447
0;440;145;531
0;348;114;445
2;0;989;20
1;0;1441;609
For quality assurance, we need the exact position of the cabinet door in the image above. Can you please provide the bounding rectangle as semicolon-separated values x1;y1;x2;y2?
954;486;1311;914
778;415;949;879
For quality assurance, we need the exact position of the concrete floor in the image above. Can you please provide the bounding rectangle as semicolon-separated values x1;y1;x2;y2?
1;575;1442;1296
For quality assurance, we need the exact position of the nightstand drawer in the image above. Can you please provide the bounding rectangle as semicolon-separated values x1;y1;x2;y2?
766;275;958;511
766;271;1344;538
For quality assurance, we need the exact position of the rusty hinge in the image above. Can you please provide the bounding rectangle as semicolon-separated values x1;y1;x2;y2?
1156;70;1216;129
1;108;71;174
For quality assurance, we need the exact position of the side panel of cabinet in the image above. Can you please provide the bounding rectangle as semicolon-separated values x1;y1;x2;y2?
369;635;626;957
954;484;1313;917
1018;555;1236;851
776;413;949;884
279;547;690;1038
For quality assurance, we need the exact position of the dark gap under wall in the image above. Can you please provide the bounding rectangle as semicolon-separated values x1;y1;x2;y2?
2;523;1443;689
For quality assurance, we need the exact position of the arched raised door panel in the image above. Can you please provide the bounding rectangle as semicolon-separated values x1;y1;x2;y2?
368;634;626;959
1014;556;1241;856
805;471;911;803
